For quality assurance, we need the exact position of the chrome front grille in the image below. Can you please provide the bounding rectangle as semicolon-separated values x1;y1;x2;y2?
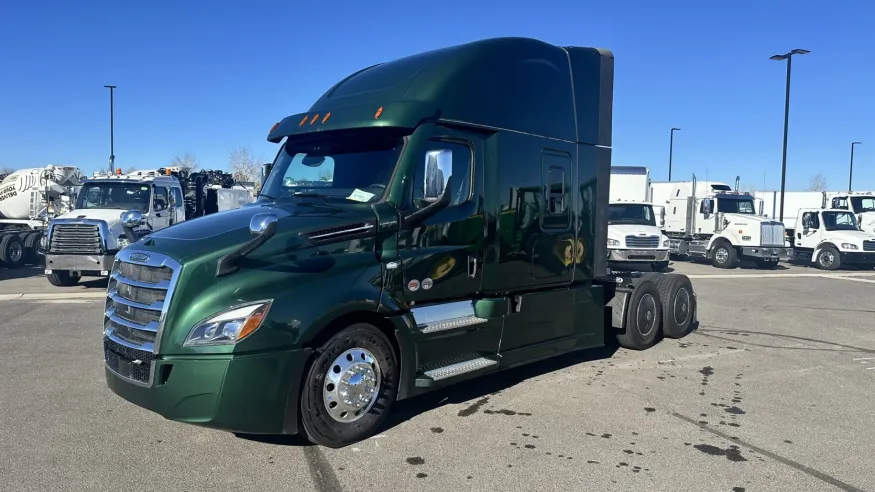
625;235;660;248
104;249;180;384
49;223;102;254
864;240;875;252
760;221;785;247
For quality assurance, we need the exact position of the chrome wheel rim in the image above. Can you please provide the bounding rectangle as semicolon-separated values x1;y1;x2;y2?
322;348;381;423
820;251;834;267
715;248;729;264
636;293;658;337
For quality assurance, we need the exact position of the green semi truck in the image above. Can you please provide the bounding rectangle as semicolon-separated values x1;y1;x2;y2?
103;37;697;448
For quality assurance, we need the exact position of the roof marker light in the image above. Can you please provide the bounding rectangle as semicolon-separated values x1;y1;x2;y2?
269;122;279;133
322;112;331;124
375;107;384;119
299;116;309;127
309;114;320;125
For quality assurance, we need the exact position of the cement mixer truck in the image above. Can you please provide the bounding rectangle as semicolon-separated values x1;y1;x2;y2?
0;165;82;268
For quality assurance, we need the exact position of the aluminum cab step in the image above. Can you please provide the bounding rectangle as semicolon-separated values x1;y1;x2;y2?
415;356;499;387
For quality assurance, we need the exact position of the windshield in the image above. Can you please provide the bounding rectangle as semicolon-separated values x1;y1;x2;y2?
822;211;858;231
75;182;151;211
716;197;756;214
608;203;656;226
850;196;875;213
260;130;406;204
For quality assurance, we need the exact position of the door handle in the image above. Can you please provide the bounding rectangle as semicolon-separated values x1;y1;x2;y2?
468;255;478;278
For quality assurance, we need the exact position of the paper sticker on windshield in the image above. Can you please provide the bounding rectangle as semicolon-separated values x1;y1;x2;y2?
141;186;148;190
347;189;375;202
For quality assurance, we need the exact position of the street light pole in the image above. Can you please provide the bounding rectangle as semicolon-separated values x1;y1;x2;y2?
668;127;681;181
849;141;862;192
769;49;810;223
104;85;117;174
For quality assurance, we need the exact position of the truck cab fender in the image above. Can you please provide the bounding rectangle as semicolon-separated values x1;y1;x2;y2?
811;241;838;262
706;234;731;252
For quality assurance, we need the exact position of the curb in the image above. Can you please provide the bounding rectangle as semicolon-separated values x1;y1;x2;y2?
0;292;106;301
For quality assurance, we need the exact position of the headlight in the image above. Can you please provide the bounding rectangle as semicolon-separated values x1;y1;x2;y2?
183;301;272;347
662;239;669;247
117;236;129;250
40;235;48;249
607;238;620;247
841;243;858;250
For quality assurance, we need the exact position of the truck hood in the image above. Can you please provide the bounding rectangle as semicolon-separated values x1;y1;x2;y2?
54;208;126;227
822;229;875;244
724;214;779;225
135;201;379;264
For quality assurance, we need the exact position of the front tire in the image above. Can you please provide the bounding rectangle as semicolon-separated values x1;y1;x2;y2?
299;323;399;448
616;279;663;351
710;242;737;269
816;246;841;271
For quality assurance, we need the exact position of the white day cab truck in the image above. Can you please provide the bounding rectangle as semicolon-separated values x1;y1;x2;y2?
757;190;875;237
651;175;789;269
44;167;255;286
607;166;670;272
788;208;875;270
0;165;82;268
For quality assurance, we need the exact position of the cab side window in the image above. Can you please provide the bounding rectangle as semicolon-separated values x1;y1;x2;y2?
154;186;169;211
411;140;472;208
832;197;848;210
171;187;184;208
803;212;820;229
699;199;714;213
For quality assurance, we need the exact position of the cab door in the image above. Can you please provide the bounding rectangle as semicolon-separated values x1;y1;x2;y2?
796;211;821;249
169;186;186;224
151;185;171;230
393;129;503;379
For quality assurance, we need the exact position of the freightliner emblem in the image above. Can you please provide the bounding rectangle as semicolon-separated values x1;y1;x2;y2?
129;253;150;263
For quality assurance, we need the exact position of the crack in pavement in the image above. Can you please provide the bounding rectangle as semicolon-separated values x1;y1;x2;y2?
671;412;864;492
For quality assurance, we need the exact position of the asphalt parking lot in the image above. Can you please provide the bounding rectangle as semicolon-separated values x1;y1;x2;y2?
1;260;874;492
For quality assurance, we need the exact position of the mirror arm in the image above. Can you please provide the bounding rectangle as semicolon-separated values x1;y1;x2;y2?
216;235;270;277
400;186;452;229
122;225;139;243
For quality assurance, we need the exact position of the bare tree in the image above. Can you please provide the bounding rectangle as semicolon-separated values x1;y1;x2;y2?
124;166;138;174
0;166;14;176
170;152;200;172
807;172;828;192
319;168;334;182
738;182;757;194
228;146;261;185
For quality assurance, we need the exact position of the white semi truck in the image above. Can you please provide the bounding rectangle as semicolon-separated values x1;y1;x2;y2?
651;175;789;269
607;166;670;272
0;165;82;268
43;167;255;286
755;190;875;237
789;208;875;270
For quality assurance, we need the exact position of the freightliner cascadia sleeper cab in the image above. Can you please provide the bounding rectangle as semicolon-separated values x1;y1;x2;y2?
102;37;697;448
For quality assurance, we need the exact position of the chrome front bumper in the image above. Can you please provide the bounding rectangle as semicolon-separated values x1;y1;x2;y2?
740;246;790;260
608;248;670;262
45;254;116;274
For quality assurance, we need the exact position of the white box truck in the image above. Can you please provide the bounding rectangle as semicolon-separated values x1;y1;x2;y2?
607;166;670;272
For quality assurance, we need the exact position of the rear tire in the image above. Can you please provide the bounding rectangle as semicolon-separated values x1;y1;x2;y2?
710;242;737;269
23;232;42;265
755;258;779;270
299;323;399;448
653;274;696;339
616;279;662;351
47;270;80;287
0;234;26;268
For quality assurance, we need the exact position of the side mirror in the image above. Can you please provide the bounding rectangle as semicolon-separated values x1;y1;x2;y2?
249;213;278;237
403;175;455;228
702;199;712;215
659;207;666;228
120;210;145;242
216;213;279;277
261;163;273;184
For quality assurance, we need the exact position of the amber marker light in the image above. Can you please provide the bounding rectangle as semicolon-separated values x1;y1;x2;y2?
322;112;331;124
374;106;384;119
299;115;309;127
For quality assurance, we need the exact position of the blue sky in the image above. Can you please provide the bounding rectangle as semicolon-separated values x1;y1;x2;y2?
2;0;873;192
